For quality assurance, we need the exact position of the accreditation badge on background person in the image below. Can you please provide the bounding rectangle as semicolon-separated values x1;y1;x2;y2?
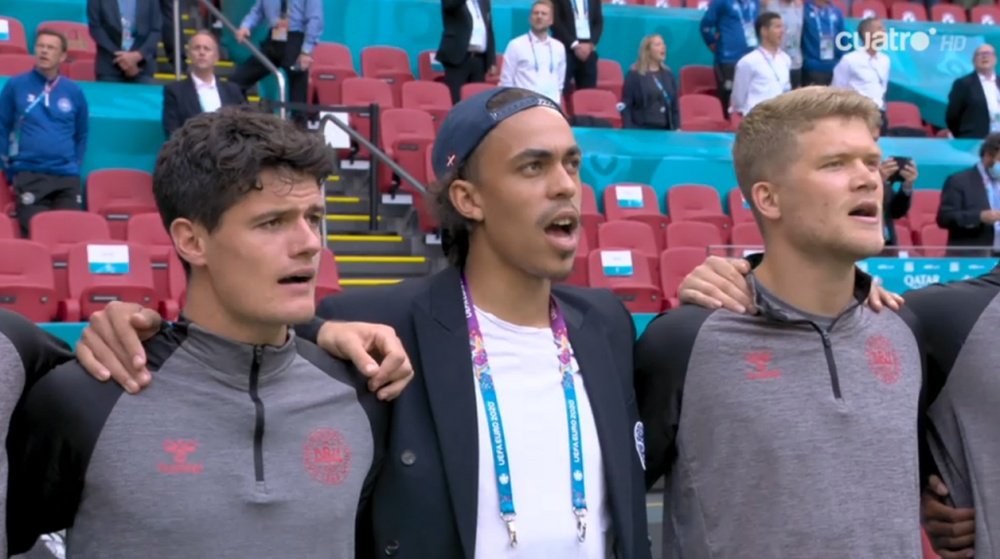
121;18;134;50
743;21;758;48
575;14;591;41
271;18;289;42
820;35;834;60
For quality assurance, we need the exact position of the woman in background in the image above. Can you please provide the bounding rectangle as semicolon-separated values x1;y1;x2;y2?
622;34;680;131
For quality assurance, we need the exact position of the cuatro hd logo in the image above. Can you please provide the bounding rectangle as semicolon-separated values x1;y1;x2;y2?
835;28;969;53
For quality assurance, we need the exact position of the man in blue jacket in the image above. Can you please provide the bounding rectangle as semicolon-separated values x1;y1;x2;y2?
0;29;88;235
701;0;759;112
801;0;846;86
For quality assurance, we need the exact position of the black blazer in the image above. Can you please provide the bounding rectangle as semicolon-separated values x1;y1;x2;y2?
317;266;651;559
937;165;995;251
946;72;998;139
436;0;496;69
162;77;246;136
551;0;604;49
87;0;161;80
622;68;679;131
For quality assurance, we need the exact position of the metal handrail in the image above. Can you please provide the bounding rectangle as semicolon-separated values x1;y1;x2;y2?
178;0;288;119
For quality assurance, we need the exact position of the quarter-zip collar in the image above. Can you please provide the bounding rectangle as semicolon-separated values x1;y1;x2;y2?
173;318;298;389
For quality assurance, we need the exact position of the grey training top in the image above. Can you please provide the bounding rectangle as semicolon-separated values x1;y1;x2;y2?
6;319;387;558
637;271;926;558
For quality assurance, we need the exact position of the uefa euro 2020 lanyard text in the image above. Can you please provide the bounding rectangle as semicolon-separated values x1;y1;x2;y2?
460;276;588;548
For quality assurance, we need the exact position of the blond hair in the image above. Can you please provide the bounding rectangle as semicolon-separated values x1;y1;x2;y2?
532;0;554;10
732;87;882;210
635;34;666;76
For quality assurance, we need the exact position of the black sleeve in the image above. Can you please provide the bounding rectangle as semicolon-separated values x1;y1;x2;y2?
945;79;966;137
888;186;912;220
485;0;496;67
293;317;328;345
0;309;74;393
634;305;712;489
550;0;574;47
590;0;603;45
621;71;641;129
937;173;983;230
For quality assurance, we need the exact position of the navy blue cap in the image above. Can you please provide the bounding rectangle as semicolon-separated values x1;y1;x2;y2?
430;87;565;180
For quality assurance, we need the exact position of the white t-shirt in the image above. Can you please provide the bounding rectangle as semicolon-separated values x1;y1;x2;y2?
499;33;567;104
730;47;792;115
472;306;610;558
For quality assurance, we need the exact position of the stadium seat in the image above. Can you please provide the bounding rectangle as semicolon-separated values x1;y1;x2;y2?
126;213;174;300
730;221;764;254
0;239;58;321
461;82;496;100
660;247;707;309
62;58;95;81
679;65;716;96
581;183;604;249
309;42;358;105
0;214;15;238
667;184;732;241
486;54;504;86
727;187;754;224
417;49;445;82
316;248;343;302
59;242;157;321
401;80;452;133
37;21;95;60
908;190;941;235
930;3;965;23
597;59;625;99
342;77;396;158
313;42;355;69
851;1;888;18
0;17;27;55
890;1;927;21
572;89;623;128
86;169;157;240
886;101;927;136
970;5;1000;24
360;46;414;106
679;94;731;132
683;0;711;9
30;210;113;302
598;220;660;284
602;183;670;249
0;53;34;76
919;224;949;257
666;221;724;250
587;249;662;312
379;108;436;197
0;173;12;217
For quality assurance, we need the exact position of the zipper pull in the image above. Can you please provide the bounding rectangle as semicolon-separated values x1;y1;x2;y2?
253;345;263;364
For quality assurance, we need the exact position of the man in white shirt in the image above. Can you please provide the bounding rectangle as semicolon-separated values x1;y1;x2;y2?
730;12;792;116
946;43;1000;139
162;31;245;137
831;17;890;134
499;0;567;104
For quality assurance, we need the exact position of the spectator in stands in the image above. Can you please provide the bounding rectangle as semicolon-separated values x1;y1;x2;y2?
438;0;498;104
765;0;802;88
161;0;189;74
232;0;323;115
551;0;603;92
937;132;1000;256
0;29;88;236
88;0;162;83
879;154;918;247
498;0;566;105
729;12;791;117
621;33;679;130
638;87;925;557
700;0;760;112
946;43;1000;139
800;0;845;86
162;30;245;137
831;17;890;135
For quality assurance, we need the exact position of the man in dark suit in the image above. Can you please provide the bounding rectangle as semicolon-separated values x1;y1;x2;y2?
87;0;162;83
437;0;497;103
946;44;1000;139
551;0;603;92
938;133;1000;255
162;31;245;137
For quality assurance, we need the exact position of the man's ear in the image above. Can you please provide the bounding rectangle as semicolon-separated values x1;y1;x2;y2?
751;181;781;222
449;179;485;223
170;218;208;270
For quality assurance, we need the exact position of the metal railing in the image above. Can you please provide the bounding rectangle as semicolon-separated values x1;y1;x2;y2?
173;0;288;119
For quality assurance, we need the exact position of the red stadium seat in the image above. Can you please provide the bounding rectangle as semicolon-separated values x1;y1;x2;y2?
0;214;15;238
930;3;966;23
851;1;888;18
666;221;723;249
922;529;940;559
0;17;28;55
309;42;358;105
730;221;764;254
0;239;58;321
37;21;95;61
572;89;622;128
580;183;604;249
0;173;13;217
893;224;915;253
684;0;711;9
86;169;157;240
890;1;927;21
126;213;174;303
679;94;730;132
587;249;662;312
313;42;355;69
598;220;660;284
0;53;34;76
679;65;716;96
727;187;754;224
886;101;927;135
970;5;1000;24
59;242;157;321
30;210;113;302
643;0;679;6
62;58;95;81
908;190;941;235
919;224;948;257
360;46;414;106
342;77;396;158
401;80;452;133
417;49;445;82
379;108;436;197
667;184;732;241
660;247;707;309
461;82;496;100
597;58;625;99
602;183;670;249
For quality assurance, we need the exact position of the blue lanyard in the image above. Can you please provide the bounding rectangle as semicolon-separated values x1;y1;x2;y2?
733;0;755;25
573;0;589;17
460;277;588;549
651;74;672;104
529;34;554;74
811;5;836;37
20;77;59;124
